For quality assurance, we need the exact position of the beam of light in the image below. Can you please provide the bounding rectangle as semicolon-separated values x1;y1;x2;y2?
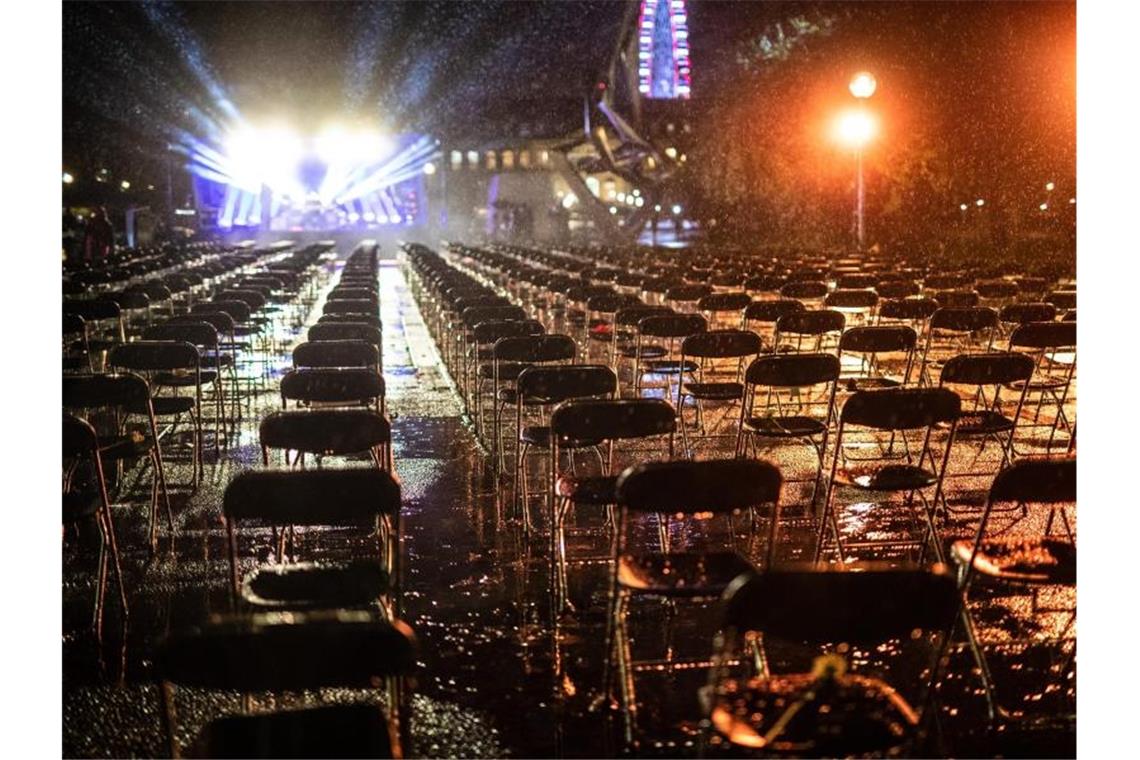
336;136;440;204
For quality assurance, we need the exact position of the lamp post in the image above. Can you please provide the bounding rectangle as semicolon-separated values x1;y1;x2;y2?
841;71;877;248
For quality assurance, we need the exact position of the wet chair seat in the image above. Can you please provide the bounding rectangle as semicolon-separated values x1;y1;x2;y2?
617;551;755;598
242;560;390;610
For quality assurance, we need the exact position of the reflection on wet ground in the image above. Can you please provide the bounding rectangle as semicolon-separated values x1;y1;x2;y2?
63;253;1075;758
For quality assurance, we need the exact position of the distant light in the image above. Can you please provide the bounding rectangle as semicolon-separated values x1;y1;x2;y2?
561;192;577;209
672;204;682;215
976;198;985;207
609;206;618;214
422;162;436;176
120;180;131;190
665;147;678;159
174;208;196;216
348;212;360;222
960;203;968;211
1039;203;1049;211
849;71;877;99
617;192;627;203
634;196;645;207
1045;181;1055;191
833;109;877;149
1069;197;1076;204
62;172;74;184
363;212;376;222
654;204;662;212
377;214;390;224
147;184;155;191
632;188;641;196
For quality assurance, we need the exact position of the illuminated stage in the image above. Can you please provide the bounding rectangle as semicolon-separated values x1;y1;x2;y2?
182;123;440;233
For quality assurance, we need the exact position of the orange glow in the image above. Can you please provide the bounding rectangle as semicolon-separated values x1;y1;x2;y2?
833;108;878;149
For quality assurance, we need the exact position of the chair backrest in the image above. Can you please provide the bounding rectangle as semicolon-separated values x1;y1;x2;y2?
638;313;708;339
143;321;219;349
977;280;1020;299
63;313;86;337
878;297;939;321
193;299;252;323
1009;321;1076;350
1000;302;1057;324
824;289;878;310
838;325;917;354
323;298;377;316
472;319;544;345
722;563;958;642
63;413;99;459
664;284;713;303
260;409;390;455
62;372;151;409
280;368;385;405
614;305;672;327
876;280;920;299
929;289;980;308
224;467;400;524
929;306;999;332
109;341;200;372
492;334;576;363
550;398;676;442
616;458;781;515
780;281;829;300
63;298;121;322
987;456;1076;504
681;329;763;359
776;309;846;336
838;273;877;290
698;293;752;313
745;353;840;387
461;305;527;328
157;610;415;690
308;322;383;349
1045;290;1077;310
841;387;960;430
587;293;641;314
743;298;805;324
516;365;617;404
939;352;1035;386
319;313;384;329
293;340;379;369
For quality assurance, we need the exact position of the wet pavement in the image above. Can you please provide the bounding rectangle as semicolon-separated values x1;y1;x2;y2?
63;246;1075;758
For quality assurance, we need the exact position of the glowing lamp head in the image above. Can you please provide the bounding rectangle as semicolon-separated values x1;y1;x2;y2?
960;203;968;211
120;180;131;190
834;109;878;149
849;71;877;99
62;172;74;184
976;198;985;207
1045;181;1055;191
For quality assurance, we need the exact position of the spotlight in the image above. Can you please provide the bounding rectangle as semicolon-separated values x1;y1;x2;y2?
62;172;74;184
672;204;682;215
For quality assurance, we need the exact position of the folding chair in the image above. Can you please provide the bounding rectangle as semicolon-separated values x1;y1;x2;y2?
737;353;840;510
632;313;707;397
469;319;545;438
63;313;91;373
548;398;676;612
606;458;782;747
824;289;879;327
260;409;393;471
816;388;961;563
511;365;617;530
774;310;845;354
63;413;128;634
677;329;763;456
742;299;804;352
63;373;173;550
223;467;401;613
293;340;380;371
704;563;958;756
1008;321;1076;452
837;325;917;390
950;457;1076;723
698;292;752;331
917;306;999;386
157;611;415;758
610;305;672;395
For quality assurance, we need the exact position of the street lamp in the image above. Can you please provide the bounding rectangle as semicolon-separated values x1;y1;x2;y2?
838;71;878;248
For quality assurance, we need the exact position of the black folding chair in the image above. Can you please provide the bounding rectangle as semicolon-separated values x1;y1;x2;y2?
63;413;128;635
157;611;416;758
223;468;401;614
774;310;845;354
703;563;958;756
950;457;1076;723
816;388;960;563
1008;321;1076;452
677;330;763;456
837;325;918;390
606;458;782;747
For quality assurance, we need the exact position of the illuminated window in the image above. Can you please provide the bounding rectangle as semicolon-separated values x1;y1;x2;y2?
467;150;479;168
485;152;497;170
501;150;515;169
518;150;531;168
637;0;691;99
450;151;463;170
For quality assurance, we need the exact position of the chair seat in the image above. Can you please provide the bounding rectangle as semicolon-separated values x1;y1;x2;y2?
555;474;618;505
619;344;667;360
200;353;233;368
520;426;601;450
743;415;827;438
683;381;744;401
96;432;155;460
1006;376;1069;392
63;490;101;523
589;323;614;341
710;671;917;753
617;551;754;597
845;376;903;391
241;560;390;609
836;464;938;491
955;411;1015;436
133;396;197;416
194;703;393;759
643;359;699;375
950;536;1075;585
63;355;89;372
153;370;218;387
